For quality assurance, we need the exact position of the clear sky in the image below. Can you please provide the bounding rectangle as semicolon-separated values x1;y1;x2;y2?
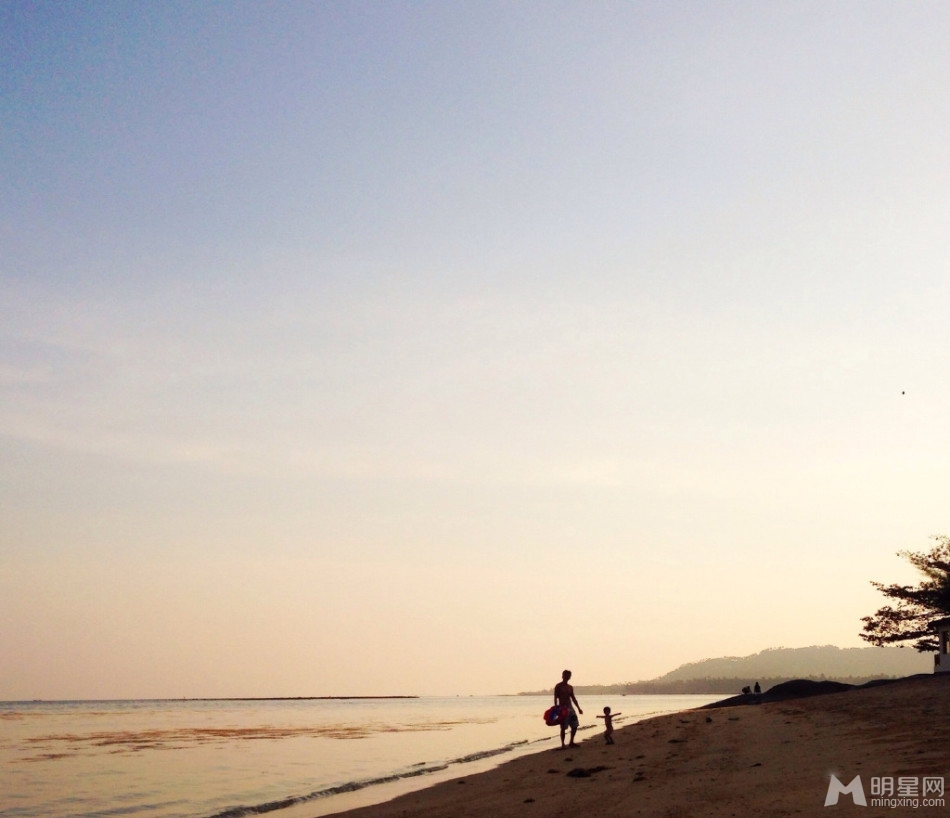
2;1;949;699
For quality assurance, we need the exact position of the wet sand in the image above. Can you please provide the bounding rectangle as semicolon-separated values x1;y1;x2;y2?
323;674;950;818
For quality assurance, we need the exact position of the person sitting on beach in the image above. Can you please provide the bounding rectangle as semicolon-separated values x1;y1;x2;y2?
596;706;621;745
554;669;583;748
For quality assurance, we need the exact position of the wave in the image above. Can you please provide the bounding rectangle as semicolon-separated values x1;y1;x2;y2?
206;738;543;818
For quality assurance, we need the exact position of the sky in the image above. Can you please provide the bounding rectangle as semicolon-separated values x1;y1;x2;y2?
2;1;949;700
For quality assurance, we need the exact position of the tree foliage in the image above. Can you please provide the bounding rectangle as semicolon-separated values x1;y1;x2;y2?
860;535;950;652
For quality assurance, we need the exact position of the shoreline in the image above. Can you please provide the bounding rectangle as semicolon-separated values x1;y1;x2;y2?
258;694;724;818
314;674;950;818
3;692;723;818
234;694;724;818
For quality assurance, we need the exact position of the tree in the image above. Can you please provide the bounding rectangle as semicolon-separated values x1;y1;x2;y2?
860;535;950;652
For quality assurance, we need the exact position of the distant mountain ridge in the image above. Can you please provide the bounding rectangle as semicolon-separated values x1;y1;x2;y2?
521;646;933;696
654;645;930;682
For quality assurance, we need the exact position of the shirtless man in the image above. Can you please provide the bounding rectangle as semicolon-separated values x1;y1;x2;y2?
554;669;583;747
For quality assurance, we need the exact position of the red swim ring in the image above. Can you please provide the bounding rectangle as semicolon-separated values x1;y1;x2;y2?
543;705;569;726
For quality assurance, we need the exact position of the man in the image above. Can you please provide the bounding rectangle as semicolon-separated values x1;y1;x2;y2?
554;669;583;747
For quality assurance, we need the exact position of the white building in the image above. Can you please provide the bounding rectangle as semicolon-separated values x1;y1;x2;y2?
934;617;950;673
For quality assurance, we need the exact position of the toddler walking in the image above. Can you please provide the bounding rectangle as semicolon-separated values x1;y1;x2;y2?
596;706;621;745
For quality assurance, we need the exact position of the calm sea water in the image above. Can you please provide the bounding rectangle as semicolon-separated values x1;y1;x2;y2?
0;694;723;818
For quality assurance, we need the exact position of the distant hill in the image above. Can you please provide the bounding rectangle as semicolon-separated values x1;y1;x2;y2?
521;646;933;696
654;645;931;683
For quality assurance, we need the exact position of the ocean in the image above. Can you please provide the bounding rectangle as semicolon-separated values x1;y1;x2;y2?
0;694;724;818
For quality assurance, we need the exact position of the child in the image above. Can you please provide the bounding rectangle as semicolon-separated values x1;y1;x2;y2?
596;705;621;745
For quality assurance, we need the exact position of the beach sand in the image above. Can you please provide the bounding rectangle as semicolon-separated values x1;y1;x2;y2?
325;674;950;818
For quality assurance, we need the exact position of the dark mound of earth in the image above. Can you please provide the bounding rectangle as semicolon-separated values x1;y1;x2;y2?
703;674;933;708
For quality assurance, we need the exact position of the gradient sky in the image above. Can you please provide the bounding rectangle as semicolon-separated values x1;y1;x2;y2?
2;1;949;699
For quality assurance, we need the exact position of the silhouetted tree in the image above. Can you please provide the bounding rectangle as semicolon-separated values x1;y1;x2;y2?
861;535;950;652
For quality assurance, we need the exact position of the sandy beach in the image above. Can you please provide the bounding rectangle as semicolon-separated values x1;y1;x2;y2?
327;674;950;818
